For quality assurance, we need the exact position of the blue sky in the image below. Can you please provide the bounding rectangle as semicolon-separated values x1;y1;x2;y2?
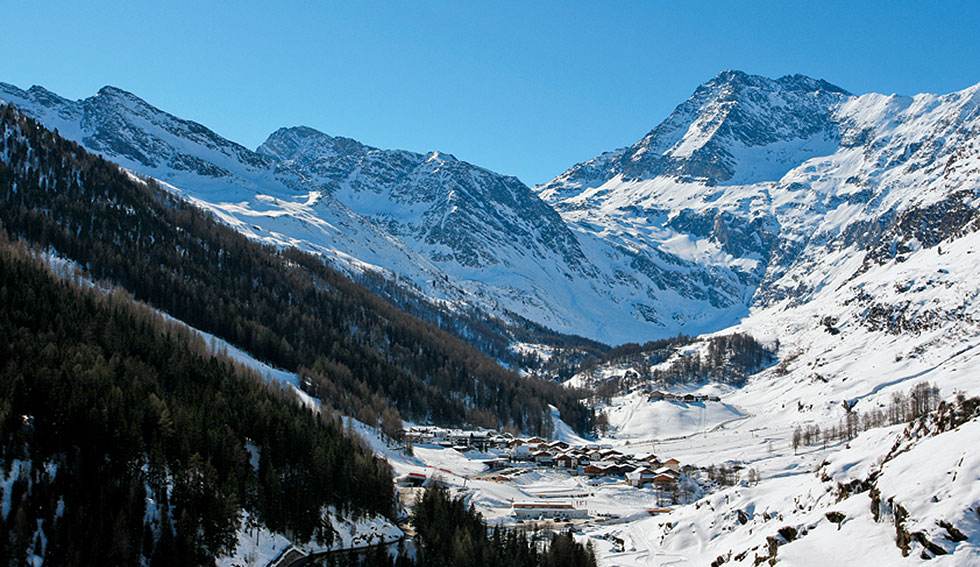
4;1;979;185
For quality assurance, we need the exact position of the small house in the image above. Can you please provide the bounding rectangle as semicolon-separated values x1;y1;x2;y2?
531;450;555;467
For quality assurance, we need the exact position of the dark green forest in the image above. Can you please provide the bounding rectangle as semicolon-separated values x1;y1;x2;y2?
0;103;592;435
0;235;394;566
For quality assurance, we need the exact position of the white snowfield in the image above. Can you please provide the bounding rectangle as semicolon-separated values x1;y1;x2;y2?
562;221;980;564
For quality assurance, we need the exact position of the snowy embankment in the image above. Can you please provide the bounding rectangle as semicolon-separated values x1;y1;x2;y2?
602;391;746;441
589;409;980;566
217;510;403;567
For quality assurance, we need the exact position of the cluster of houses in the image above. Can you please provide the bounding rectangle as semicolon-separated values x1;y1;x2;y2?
403;426;507;452
648;391;721;403
402;426;683;490
513;439;682;489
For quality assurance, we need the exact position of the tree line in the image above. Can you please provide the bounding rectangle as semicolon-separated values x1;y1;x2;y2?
792;382;944;452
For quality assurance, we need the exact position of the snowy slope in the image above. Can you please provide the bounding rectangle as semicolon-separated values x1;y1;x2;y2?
539;71;980;342
571;210;980;564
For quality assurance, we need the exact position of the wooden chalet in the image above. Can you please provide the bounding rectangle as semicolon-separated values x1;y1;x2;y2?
531;450;554;466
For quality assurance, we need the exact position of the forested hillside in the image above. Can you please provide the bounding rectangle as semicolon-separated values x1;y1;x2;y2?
0;235;394;566
0;103;592;435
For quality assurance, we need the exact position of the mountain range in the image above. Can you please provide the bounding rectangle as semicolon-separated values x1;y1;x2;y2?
5;71;978;348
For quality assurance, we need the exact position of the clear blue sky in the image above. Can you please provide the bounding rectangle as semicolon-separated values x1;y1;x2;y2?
4;1;979;185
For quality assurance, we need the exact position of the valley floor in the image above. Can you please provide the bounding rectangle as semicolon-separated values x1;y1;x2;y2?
186;287;980;566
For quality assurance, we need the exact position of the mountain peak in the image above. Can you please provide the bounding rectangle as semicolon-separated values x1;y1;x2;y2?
700;70;851;97
94;84;144;102
538;71;855;193
257;125;371;161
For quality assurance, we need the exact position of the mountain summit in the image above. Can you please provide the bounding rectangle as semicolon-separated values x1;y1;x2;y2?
538;71;853;203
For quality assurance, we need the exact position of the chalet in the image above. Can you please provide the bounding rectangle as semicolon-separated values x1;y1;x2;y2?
554;453;576;469
404;426;451;445
649;391;679;402
548;440;570;451
484;458;509;470
584;464;612;478
625;467;658;487
661;458;681;472
450;430;491;451
510;444;532;460
607;463;635;477
652;473;678;487
637;454;660;467
651;467;680;487
531;450;555;467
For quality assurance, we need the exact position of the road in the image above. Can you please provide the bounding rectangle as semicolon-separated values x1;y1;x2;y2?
271;538;406;567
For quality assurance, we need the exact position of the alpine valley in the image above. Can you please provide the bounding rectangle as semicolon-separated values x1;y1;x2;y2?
3;69;980;566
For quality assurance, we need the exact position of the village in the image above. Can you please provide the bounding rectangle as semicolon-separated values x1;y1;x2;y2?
397;425;688;523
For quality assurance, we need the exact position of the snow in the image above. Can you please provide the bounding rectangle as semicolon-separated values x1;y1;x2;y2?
602;392;746;441
1;459;31;521
550;405;593;444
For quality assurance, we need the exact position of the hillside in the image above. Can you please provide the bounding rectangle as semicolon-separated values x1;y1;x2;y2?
0;231;396;566
0;103;592;435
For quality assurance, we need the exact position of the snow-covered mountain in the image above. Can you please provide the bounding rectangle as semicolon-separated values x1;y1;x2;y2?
1;81;721;344
541;71;980;564
3;72;980;348
538;70;980;340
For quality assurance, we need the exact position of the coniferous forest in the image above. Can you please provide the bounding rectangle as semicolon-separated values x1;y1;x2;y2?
0;235;394;565
0;103;592;435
